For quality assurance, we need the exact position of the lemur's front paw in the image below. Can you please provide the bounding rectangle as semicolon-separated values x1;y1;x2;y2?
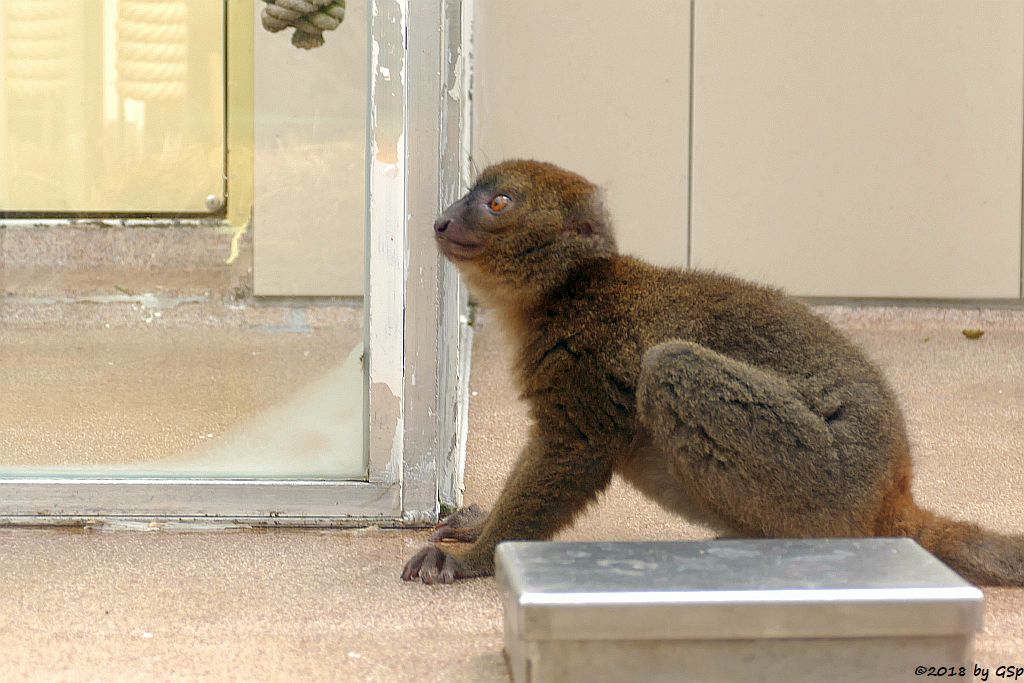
430;503;488;543
401;545;476;584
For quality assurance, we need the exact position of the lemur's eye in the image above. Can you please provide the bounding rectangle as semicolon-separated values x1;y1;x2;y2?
488;195;511;213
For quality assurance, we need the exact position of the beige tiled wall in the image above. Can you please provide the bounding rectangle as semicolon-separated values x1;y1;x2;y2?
471;0;691;268
473;0;1024;299
690;0;1023;299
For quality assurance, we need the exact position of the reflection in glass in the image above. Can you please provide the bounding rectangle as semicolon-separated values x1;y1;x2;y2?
0;0;367;480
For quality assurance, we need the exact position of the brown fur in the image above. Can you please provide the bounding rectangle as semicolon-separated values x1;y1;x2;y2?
401;159;1024;586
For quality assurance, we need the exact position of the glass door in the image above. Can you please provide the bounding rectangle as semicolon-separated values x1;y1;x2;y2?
0;0;468;523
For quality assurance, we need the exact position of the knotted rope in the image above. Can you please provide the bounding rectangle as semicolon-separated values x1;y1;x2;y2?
261;0;346;49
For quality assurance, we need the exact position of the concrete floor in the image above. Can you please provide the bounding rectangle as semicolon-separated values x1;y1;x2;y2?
0;304;1022;680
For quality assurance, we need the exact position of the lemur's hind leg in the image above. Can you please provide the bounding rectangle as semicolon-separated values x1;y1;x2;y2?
636;340;866;538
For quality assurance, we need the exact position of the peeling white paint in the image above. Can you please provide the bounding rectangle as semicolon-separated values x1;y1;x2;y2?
401;509;435;525
446;53;463;100
459;0;474;187
366;0;408;495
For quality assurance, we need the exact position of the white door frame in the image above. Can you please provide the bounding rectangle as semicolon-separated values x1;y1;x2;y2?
0;0;469;526
366;0;471;524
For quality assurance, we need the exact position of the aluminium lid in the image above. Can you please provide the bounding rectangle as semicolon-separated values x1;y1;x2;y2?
495;538;984;641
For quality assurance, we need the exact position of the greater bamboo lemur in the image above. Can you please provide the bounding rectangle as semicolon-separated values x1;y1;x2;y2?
401;160;1024;586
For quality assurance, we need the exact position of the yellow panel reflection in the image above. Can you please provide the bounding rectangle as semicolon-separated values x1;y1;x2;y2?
0;0;225;213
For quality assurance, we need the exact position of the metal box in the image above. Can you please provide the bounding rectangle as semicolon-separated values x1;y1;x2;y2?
495;539;983;683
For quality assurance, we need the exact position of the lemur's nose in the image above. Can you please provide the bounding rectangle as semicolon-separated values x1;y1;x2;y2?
434;217;452;234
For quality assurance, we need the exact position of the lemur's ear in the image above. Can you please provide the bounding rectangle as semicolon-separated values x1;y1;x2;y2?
567;218;596;236
566;188;607;237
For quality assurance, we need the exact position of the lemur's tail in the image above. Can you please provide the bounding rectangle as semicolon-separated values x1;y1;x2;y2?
895;501;1024;586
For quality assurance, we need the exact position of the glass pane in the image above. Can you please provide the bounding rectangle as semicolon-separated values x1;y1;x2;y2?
0;0;367;480
0;0;223;213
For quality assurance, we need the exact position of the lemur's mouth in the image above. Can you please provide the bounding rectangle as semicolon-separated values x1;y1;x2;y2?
436;234;485;259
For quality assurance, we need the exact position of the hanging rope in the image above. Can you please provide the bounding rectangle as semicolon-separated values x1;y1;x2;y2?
3;0;71;97
260;0;346;50
116;0;189;101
